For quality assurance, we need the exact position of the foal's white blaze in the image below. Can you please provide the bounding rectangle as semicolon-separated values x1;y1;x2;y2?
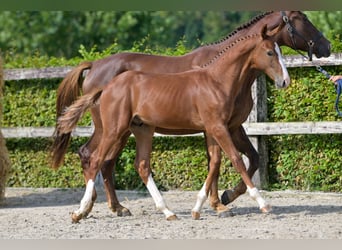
146;174;175;218
73;179;95;217
247;186;268;209
192;182;208;214
275;42;291;87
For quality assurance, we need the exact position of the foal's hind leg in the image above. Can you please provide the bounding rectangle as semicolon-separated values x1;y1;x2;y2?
220;126;271;213
131;124;177;221
100;130;132;217
72;125;130;222
78;106;131;217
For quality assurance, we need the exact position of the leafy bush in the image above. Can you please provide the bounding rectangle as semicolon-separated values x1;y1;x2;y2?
2;36;342;192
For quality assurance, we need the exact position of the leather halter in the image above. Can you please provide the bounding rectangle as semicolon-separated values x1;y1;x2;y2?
281;11;323;61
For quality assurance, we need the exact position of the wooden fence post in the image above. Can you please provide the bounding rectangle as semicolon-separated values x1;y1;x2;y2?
246;74;269;189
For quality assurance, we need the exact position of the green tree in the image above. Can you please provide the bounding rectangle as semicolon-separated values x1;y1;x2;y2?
305;11;342;40
0;11;262;59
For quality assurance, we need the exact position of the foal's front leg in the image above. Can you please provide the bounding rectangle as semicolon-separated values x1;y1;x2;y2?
209;124;271;213
221;126;268;212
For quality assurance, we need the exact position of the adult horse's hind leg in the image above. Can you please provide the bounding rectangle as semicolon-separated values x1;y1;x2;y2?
131;123;177;220
221;126;267;211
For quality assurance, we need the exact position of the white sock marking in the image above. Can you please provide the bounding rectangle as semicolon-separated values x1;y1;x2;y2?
146;174;175;218
73;179;95;217
247;186;268;209
192;182;208;214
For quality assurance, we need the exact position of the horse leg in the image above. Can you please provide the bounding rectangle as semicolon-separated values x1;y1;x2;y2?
191;135;226;219
78;106;131;217
75;106;104;218
98;126;132;216
100;130;132;217
221;126;262;208
131;124;177;221
72;121;130;223
203;134;232;217
208;124;271;213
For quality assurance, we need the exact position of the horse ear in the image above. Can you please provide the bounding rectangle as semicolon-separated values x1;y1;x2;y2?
266;20;286;38
261;25;268;39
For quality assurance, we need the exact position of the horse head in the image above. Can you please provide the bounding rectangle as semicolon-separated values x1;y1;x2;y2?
254;25;291;89
275;11;331;60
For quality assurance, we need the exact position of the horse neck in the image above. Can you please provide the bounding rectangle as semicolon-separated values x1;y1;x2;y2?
195;12;280;52
206;37;260;94
188;12;283;65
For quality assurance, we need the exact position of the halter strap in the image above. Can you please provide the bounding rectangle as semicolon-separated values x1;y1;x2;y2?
281;11;323;61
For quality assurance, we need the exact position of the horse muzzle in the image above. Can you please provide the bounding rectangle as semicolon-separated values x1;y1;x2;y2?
275;76;291;89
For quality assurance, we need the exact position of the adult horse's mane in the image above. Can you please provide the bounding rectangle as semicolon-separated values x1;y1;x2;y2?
201;11;273;48
201;33;260;68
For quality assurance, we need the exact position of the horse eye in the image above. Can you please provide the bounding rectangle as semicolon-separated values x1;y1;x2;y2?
267;51;274;56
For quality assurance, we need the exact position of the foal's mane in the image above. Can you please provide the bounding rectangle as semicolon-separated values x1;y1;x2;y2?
202;11;274;48
200;33;261;68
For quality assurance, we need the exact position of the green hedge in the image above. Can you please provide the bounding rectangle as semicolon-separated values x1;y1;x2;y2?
2;36;342;192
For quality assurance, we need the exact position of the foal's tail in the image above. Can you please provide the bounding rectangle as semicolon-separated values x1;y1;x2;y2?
50;89;102;169
50;61;93;169
57;90;102;135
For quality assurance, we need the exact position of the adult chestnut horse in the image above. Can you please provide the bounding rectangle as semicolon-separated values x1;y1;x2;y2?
57;26;290;222
51;11;330;218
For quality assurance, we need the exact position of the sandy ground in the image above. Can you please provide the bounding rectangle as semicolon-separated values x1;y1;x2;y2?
0;187;341;239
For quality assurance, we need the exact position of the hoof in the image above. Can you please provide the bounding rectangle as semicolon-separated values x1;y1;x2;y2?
71;212;83;223
213;203;229;213
221;190;234;205
191;211;201;220
260;204;272;213
166;214;178;221
117;207;132;217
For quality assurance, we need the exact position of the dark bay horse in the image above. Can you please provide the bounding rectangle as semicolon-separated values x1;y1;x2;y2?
51;11;330;218
56;26;291;222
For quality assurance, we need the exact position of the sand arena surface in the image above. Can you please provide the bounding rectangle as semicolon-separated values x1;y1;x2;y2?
0;188;341;239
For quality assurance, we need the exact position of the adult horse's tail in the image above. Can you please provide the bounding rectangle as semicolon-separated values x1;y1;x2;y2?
50;62;92;169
